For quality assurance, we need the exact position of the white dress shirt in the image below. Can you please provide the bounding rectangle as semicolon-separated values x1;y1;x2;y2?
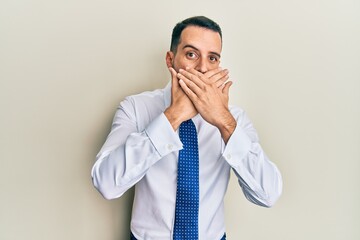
91;82;282;240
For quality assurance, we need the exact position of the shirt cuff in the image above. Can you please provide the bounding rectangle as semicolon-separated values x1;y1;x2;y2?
222;125;252;166
145;113;183;157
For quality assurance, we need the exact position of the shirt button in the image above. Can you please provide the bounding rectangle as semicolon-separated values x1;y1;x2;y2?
167;144;173;150
226;154;232;160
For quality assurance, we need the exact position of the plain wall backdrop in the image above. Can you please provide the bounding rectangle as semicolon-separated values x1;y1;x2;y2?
1;0;359;239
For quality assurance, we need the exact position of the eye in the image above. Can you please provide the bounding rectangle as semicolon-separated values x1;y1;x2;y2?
209;56;219;63
186;52;198;59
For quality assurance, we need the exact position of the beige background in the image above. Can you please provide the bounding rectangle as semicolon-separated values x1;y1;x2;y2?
1;0;359;239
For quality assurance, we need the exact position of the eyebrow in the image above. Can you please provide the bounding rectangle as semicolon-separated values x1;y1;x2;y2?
183;44;221;58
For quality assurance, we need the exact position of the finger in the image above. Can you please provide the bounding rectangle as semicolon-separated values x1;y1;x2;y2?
178;79;198;102
168;67;180;88
182;68;207;87
168;67;177;80
222;80;233;95
215;73;230;88
177;72;204;97
204;67;223;79
178;69;205;90
210;69;229;84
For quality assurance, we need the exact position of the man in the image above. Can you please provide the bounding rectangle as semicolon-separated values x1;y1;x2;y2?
91;16;282;240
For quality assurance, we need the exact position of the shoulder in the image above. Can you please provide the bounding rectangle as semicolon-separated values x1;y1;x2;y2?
121;87;166;110
118;87;167;130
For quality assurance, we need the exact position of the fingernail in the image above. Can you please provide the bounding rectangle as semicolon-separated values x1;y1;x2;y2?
185;66;190;70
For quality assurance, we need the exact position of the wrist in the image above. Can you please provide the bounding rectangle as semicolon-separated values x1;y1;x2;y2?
216;112;236;144
164;106;184;130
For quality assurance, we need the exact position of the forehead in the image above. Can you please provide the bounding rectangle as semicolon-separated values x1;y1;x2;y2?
178;26;222;53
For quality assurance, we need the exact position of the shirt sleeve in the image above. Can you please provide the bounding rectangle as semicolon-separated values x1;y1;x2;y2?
222;107;283;207
91;97;182;200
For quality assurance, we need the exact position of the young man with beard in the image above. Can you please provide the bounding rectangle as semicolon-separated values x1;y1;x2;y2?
91;16;283;240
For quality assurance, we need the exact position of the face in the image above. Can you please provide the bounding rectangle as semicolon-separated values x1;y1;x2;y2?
166;26;222;73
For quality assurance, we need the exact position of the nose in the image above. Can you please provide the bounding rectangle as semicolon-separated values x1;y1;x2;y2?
195;57;208;74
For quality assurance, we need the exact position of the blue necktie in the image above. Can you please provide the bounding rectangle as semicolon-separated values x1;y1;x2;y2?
173;119;199;240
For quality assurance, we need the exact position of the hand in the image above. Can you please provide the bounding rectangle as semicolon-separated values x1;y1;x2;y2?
202;67;231;107
177;67;237;143
164;67;198;130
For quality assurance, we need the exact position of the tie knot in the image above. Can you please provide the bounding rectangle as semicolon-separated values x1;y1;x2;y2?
179;120;197;145
181;119;194;126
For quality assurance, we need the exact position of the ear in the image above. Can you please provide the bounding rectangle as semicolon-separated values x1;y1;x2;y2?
165;51;174;68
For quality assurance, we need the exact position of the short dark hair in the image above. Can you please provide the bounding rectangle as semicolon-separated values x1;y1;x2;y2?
170;16;222;53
